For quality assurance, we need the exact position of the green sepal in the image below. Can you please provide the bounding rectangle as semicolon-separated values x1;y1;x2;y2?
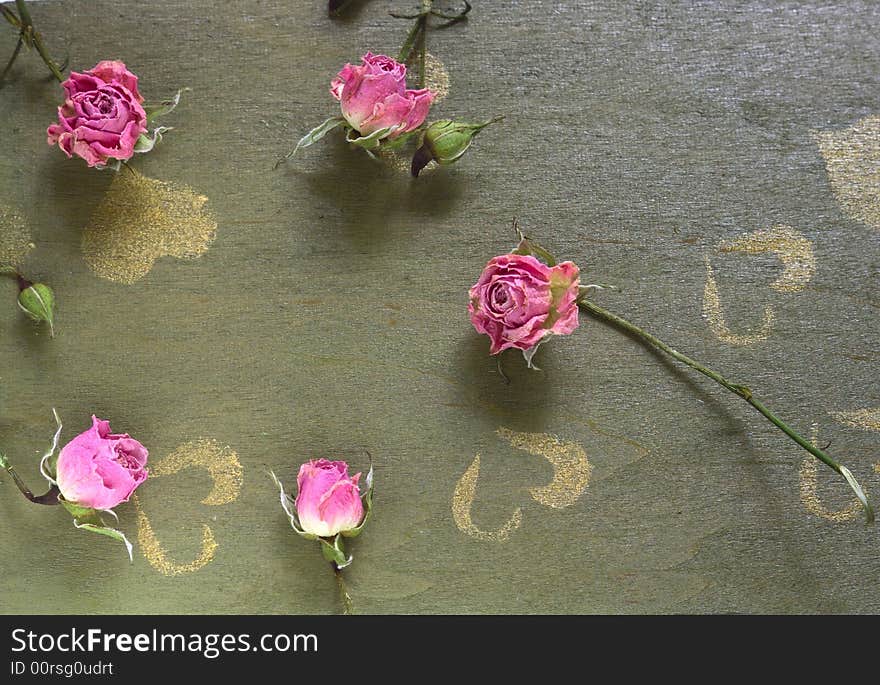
380;129;418;152
143;88;187;124
60;500;94;519
346;126;396;151
94;159;123;172
341;464;374;538
521;338;548;371
320;534;351;569
60;499;133;562
276;116;346;167
18;283;55;337
511;234;558;267
134;126;172;154
39;408;63;485
270;471;318;540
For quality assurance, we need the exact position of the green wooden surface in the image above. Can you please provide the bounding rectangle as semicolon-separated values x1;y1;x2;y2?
1;0;879;614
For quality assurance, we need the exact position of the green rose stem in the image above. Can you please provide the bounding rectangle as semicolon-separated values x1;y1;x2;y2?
0;452;59;505
0;30;24;84
416;2;428;89
333;564;354;615
577;295;874;523
0;0;64;84
396;3;429;84
395;1;471;88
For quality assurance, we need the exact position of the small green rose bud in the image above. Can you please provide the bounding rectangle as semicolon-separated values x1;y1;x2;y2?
411;116;503;177
18;282;55;338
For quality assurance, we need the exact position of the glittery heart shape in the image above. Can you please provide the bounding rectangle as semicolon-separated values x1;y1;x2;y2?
815;116;880;232
82;170;217;284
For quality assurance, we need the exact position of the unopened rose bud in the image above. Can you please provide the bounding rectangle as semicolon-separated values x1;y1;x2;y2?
17;282;55;338
272;458;374;569
411;116;503;177
295;459;365;538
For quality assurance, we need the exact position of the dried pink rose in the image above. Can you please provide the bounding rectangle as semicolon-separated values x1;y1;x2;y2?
469;254;581;356
55;416;148;510
295;459;364;538
330;52;434;139
47;60;147;167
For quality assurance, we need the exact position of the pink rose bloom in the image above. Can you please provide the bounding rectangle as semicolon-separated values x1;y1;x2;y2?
469;254;581;355
330;52;435;139
55;416;148;510
47;60;147;167
295;459;364;537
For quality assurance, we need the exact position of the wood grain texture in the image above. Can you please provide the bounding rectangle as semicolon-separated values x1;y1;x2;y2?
0;0;878;614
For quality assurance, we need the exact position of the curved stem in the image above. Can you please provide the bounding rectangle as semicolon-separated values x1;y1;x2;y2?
13;0;31;27
397;0;433;82
333;564;354;615
418;23;427;86
30;29;63;82
1;266;31;290
13;0;63;82
0;453;60;505
1;35;24;84
417;0;431;88
431;1;472;23
1;5;22;29
397;15;424;63
578;297;874;523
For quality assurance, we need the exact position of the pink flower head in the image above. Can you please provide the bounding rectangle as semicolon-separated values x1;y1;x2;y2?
469;254;581;355
47;60;147;167
295;459;364;537
330;52;435;139
55;416;149;510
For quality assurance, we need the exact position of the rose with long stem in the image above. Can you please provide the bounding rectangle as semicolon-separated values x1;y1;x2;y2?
469;234;874;523
1;0;65;84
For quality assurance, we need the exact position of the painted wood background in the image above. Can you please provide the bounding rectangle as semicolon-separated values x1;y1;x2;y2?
1;0;878;614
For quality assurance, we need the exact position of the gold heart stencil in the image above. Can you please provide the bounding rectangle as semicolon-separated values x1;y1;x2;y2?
82;169;217;284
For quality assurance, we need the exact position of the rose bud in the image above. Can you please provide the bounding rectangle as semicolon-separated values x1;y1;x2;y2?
411;117;502;177
17;281;55;338
469;253;581;367
47;61;148;168
272;458;374;571
55;416;148;511
331;52;435;142
295;459;364;537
